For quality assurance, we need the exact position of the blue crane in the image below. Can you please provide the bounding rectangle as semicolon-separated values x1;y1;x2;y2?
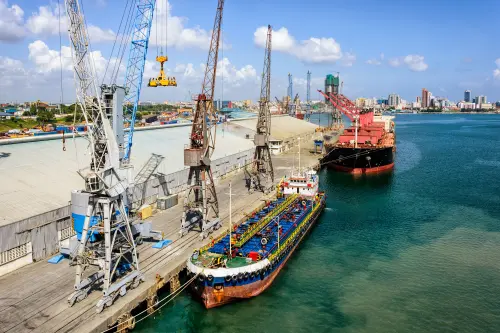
123;0;156;162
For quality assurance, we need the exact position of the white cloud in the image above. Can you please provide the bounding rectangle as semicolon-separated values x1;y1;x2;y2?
217;58;257;85
185;57;257;87
26;4;115;43
493;59;500;79
27;40;117;83
342;52;356;67
367;53;384;66
366;59;381;65
403;54;428;72
87;25;116;43
254;26;294;52
0;0;25;42
28;40;72;73
388;57;401;67
150;1;229;50
26;4;65;36
254;26;344;64
388;54;428;72
0;56;26;87
292;76;323;88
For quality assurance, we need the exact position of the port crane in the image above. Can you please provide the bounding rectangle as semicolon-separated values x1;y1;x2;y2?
275;96;285;114
287;73;294;115
248;25;274;193
306;71;311;121
65;0;157;313
180;0;225;239
123;0;157;162
318;90;361;124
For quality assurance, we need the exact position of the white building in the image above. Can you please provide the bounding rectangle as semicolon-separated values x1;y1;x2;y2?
479;103;493;110
458;102;475;109
388;94;401;107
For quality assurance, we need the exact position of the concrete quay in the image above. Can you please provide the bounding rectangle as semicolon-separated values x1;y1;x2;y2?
0;135;322;333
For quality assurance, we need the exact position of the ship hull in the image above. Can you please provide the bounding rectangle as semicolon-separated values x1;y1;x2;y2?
322;146;395;174
190;197;326;308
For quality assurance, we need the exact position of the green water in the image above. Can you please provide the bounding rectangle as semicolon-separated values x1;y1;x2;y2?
136;114;500;333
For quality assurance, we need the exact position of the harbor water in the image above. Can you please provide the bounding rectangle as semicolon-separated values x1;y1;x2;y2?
136;114;500;333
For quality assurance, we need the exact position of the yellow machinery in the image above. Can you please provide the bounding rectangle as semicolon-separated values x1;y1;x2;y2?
148;55;177;87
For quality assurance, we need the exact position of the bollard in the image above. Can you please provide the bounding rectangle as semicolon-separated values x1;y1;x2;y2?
117;313;136;332
170;274;181;293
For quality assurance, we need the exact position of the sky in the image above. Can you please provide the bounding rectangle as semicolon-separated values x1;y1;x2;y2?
1;0;500;104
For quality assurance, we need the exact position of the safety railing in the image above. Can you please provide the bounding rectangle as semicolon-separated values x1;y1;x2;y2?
233;194;298;248
268;194;324;262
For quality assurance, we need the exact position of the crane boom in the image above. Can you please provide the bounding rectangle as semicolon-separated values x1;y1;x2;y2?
123;0;156;162
180;0;225;239
65;0;110;178
249;24;274;193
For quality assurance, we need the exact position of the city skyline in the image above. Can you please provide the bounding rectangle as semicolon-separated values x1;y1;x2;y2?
0;0;499;103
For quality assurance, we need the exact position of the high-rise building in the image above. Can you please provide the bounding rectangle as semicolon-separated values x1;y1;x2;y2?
324;74;339;102
388;93;400;107
416;96;421;103
422;88;430;108
464;90;471;102
474;95;487;106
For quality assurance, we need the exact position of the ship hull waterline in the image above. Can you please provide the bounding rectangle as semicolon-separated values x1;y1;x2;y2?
322;146;395;174
190;199;326;309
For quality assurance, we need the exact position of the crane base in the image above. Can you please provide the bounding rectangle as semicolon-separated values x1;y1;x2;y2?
179;212;222;240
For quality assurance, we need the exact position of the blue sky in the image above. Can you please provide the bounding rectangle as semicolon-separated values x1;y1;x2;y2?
1;0;500;103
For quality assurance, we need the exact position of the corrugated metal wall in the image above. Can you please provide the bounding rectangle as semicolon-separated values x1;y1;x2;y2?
0;206;71;253
31;222;58;261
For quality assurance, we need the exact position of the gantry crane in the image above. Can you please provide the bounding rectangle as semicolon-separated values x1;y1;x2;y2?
180;0;224;239
248;25;274;193
65;0;156;313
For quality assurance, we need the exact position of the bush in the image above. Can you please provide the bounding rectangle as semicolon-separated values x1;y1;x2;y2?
37;110;56;125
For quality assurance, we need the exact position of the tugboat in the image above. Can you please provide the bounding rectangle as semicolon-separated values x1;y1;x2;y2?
187;168;326;308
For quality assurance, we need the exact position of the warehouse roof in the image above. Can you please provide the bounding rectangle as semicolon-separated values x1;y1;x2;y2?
0;116;316;226
0;125;254;226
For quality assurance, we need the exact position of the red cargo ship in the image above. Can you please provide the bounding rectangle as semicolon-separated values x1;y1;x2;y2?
318;90;395;174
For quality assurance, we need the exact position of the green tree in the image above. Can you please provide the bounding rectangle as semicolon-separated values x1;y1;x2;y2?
37;110;55;125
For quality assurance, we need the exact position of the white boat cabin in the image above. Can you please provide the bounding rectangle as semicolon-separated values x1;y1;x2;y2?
281;170;319;198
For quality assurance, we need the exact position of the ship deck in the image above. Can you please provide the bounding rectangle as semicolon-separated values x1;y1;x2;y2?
193;195;315;268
